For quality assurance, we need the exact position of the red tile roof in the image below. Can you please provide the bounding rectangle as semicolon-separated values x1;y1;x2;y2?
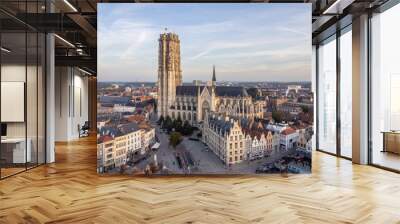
98;135;114;144
281;128;296;135
127;114;146;123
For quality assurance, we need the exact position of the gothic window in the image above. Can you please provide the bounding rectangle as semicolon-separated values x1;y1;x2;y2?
201;101;210;121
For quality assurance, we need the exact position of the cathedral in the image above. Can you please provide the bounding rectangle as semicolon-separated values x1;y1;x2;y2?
157;32;265;125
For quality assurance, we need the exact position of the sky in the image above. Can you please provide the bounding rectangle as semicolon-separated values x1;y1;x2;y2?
98;4;311;82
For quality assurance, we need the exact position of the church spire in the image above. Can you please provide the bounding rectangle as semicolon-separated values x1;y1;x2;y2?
212;65;216;82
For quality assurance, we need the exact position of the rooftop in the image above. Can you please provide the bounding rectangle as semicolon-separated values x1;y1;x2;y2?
281;128;296;136
176;85;249;97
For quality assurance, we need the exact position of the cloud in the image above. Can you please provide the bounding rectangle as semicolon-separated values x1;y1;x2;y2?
99;19;159;60
187;37;303;60
189;41;256;60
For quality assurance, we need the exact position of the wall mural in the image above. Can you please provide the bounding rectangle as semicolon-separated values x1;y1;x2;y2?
97;3;313;175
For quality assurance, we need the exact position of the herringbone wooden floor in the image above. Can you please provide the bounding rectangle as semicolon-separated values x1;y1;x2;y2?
1;136;400;224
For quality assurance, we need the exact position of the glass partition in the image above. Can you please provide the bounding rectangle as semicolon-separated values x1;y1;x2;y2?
317;35;337;154
27;30;38;169
1;30;28;177
0;1;46;179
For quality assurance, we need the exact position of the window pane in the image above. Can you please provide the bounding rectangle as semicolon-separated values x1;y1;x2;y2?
318;36;337;154
340;29;352;158
371;4;400;171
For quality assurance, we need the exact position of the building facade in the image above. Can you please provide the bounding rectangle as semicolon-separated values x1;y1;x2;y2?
280;127;299;151
203;114;246;165
244;131;274;160
97;123;156;173
203;113;279;165
140;127;156;154
97;136;115;173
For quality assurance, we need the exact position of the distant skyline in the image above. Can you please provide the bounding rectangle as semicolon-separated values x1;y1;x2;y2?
98;4;311;82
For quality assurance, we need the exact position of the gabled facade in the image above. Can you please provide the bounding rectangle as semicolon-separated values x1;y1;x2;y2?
203;113;280;165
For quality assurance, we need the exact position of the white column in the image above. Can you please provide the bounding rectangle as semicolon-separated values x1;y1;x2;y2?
312;45;317;151
46;32;55;163
352;14;369;164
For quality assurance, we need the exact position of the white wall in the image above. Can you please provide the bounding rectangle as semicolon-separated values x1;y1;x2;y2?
55;67;89;141
55;66;69;141
1;65;26;138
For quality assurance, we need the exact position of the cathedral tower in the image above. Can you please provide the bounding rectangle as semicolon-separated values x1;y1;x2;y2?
157;32;182;118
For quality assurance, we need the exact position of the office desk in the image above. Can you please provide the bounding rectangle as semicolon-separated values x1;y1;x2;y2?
1;138;31;164
382;131;400;154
